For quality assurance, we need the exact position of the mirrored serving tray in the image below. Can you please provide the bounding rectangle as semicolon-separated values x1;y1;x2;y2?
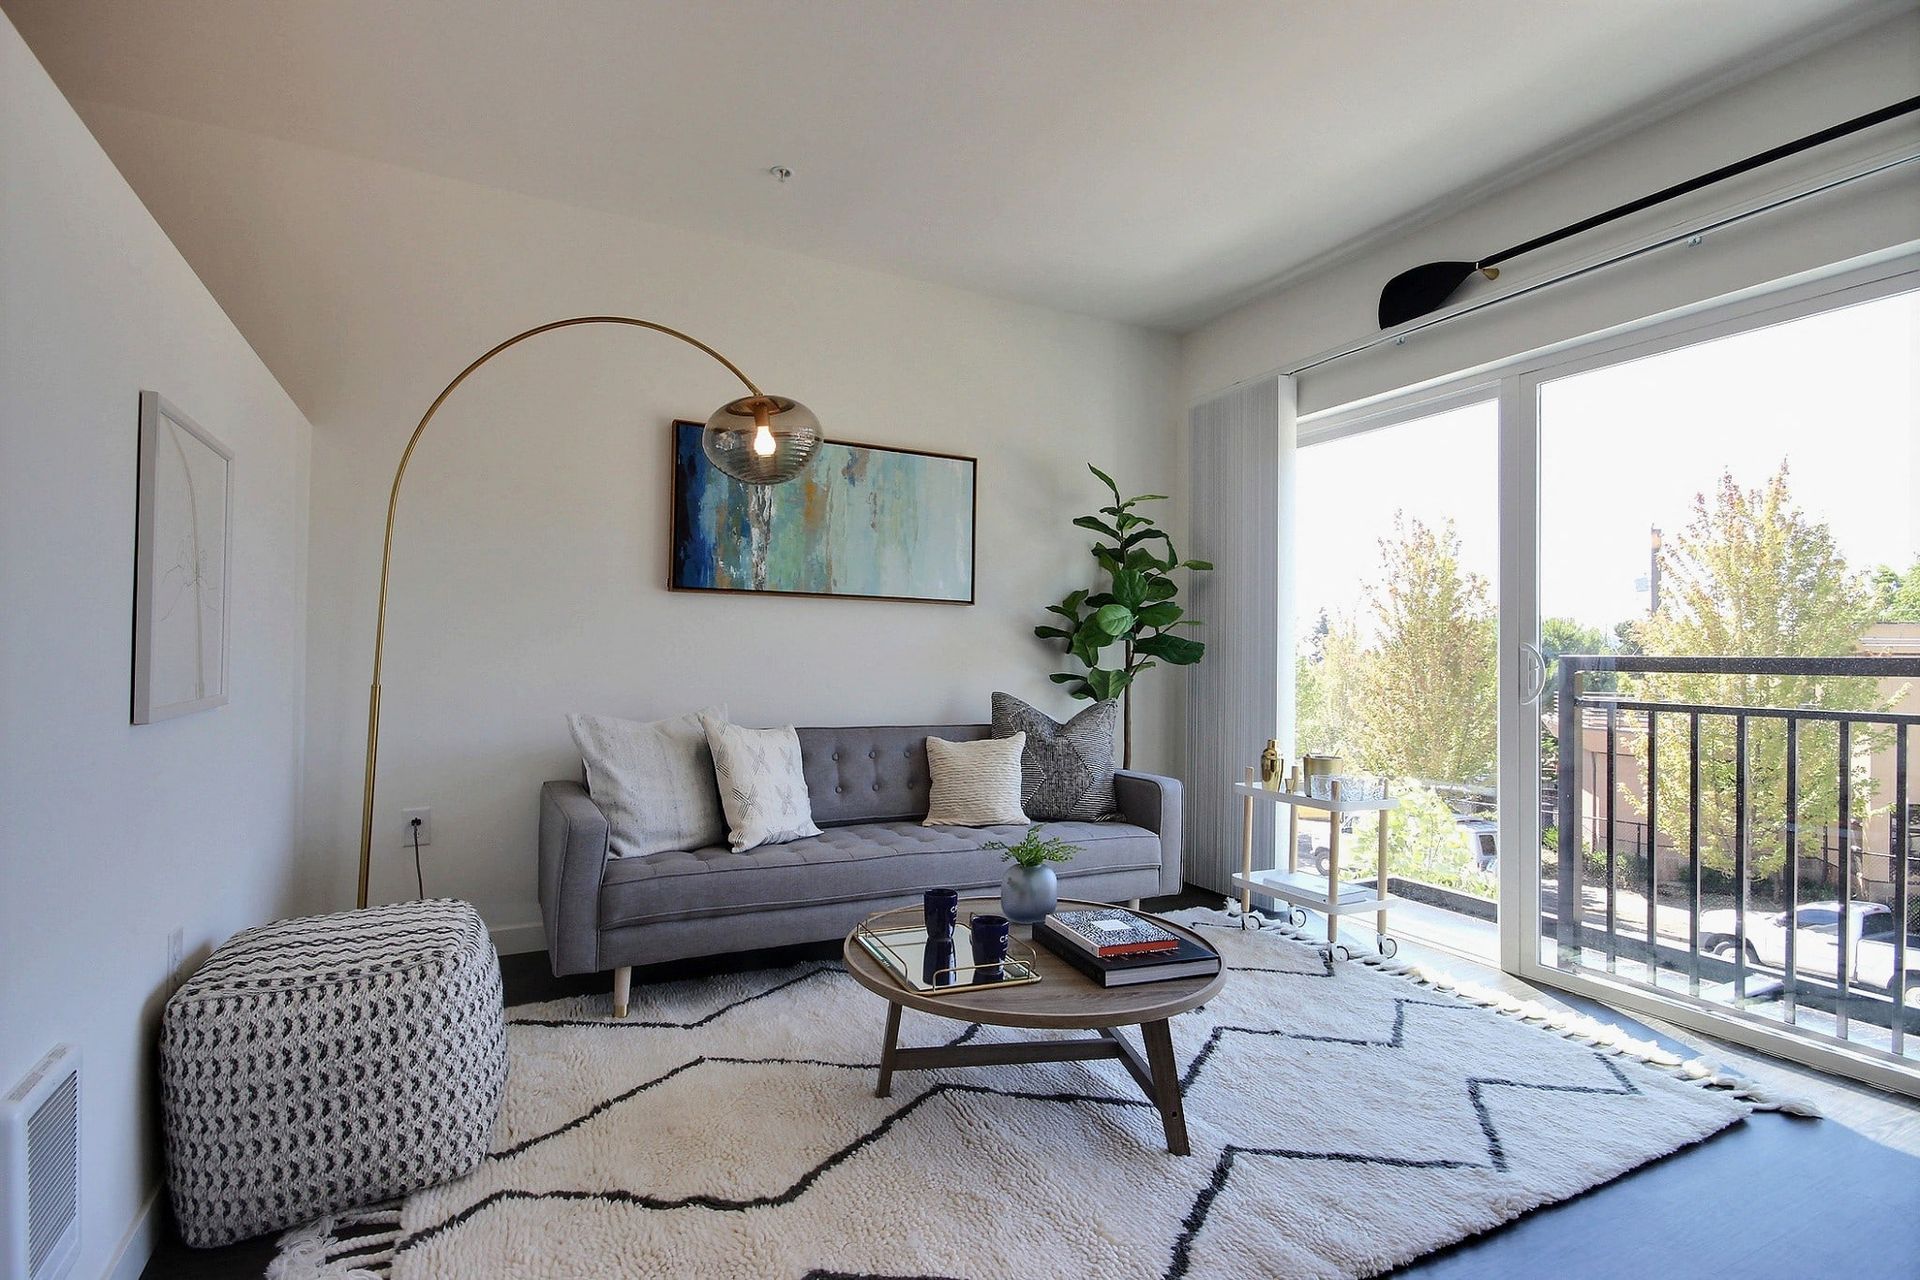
855;916;1040;996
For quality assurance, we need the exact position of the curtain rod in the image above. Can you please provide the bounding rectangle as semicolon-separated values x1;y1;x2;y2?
1282;145;1920;379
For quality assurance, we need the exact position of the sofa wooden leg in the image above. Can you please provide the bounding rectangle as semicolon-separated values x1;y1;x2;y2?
612;966;632;1019
1127;898;1141;911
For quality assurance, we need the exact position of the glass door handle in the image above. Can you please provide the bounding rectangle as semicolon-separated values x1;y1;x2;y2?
1519;642;1547;704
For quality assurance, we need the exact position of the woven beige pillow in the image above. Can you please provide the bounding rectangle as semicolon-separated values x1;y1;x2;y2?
923;733;1029;827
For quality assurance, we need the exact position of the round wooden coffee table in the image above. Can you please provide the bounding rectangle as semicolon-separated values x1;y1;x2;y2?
841;897;1225;1155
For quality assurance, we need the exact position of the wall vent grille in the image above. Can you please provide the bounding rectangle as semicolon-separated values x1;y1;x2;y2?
2;1045;80;1280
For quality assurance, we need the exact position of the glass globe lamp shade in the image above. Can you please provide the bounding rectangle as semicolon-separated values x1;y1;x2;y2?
702;395;823;485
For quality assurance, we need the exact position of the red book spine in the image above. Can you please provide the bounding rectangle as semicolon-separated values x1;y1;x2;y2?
1094;940;1181;957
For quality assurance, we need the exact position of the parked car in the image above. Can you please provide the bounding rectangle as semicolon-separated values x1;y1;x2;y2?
1457;818;1498;873
1698;901;1920;1001
1297;815;1358;878
1298;814;1497;878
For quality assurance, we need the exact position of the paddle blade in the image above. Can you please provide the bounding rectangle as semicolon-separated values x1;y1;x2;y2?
1378;260;1476;329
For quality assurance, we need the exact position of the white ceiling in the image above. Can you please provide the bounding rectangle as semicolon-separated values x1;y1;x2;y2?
4;0;1896;330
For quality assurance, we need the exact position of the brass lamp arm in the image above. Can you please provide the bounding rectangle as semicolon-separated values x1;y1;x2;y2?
356;315;764;909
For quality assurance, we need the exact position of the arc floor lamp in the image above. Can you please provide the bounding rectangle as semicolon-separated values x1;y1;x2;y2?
354;315;822;908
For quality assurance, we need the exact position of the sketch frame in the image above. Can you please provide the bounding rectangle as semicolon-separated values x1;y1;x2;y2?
668;420;978;605
132;391;233;723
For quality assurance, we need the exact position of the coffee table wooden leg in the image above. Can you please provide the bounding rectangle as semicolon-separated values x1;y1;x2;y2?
876;1001;902;1098
1140;1019;1189;1156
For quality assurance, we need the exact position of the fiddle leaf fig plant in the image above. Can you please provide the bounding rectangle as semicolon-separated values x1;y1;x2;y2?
1035;464;1212;766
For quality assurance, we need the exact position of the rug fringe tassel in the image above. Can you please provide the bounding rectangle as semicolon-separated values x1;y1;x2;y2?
1210;899;1822;1118
267;1203;401;1280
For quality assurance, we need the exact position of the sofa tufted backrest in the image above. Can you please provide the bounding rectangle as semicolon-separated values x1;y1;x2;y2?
796;724;992;826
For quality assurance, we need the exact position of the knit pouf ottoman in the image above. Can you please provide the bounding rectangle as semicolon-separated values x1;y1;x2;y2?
160;898;507;1247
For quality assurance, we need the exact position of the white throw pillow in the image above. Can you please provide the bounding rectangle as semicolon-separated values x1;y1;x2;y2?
701;714;823;853
923;733;1030;827
568;709;728;858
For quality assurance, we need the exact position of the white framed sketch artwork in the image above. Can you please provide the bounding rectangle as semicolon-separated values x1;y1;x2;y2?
132;391;232;723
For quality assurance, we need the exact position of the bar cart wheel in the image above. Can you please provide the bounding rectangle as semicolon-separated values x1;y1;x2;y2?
1287;907;1309;929
1378;935;1399;960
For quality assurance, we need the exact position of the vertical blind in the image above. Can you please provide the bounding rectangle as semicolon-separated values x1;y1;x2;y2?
1184;376;1297;895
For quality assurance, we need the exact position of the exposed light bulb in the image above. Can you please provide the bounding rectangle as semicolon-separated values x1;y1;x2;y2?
703;393;818;485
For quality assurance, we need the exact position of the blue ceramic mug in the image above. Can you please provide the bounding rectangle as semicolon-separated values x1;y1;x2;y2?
923;888;959;943
969;913;1011;983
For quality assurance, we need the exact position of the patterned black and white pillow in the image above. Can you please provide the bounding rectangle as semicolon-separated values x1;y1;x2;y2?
991;692;1119;822
701;715;823;852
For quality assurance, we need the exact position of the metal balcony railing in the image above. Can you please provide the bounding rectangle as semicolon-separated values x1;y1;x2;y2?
1552;654;1920;1062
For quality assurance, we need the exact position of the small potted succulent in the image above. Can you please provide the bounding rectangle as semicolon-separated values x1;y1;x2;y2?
984;825;1077;924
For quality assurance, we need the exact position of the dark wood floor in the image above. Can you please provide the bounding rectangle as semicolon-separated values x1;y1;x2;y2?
143;887;1920;1278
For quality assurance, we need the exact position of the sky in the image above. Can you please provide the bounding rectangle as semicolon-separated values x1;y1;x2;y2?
1295;288;1920;640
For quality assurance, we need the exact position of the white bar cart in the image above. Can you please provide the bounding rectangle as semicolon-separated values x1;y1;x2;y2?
1230;764;1401;960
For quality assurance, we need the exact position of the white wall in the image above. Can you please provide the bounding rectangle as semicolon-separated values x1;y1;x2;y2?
1182;10;1920;414
60;101;1185;947
0;13;314;1279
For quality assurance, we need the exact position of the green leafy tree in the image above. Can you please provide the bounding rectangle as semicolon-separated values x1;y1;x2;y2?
1632;464;1885;881
1295;610;1368;761
1540;617;1616;692
1360;782;1492;896
1871;558;1920;622
1350;515;1499;786
1290;520;1496;888
1541;617;1609;669
1394;784;1484;889
1036;465;1211;767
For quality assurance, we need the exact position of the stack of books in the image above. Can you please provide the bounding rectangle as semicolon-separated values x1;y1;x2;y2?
1033;908;1222;987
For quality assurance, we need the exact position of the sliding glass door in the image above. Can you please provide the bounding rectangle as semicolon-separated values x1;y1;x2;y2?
1300;257;1920;1092
1503;271;1920;1091
1292;397;1502;959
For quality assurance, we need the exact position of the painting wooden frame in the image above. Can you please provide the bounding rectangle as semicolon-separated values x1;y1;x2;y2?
132;391;233;723
669;420;977;605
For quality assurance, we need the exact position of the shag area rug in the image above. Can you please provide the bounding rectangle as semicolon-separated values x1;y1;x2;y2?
273;907;1793;1280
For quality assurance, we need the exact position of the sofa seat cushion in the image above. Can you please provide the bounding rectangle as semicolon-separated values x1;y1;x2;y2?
598;820;1160;927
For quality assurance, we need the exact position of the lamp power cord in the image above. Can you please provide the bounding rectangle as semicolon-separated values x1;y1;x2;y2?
410;816;427;900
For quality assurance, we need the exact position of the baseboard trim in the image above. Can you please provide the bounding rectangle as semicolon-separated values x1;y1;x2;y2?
103;1188;160;1280
489;920;547;956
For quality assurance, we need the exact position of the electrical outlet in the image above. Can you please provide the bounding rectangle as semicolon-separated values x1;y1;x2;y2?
166;927;184;995
402;807;433;848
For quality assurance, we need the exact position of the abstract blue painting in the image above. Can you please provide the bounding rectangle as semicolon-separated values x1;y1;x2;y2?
670;421;976;603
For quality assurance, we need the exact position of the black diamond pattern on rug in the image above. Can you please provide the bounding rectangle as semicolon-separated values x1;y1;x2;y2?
272;911;1755;1280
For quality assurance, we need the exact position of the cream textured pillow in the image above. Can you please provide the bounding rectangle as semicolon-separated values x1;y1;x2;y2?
701;714;822;853
923;733;1029;827
568;708;727;858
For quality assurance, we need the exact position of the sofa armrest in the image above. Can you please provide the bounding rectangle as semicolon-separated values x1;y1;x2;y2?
1113;770;1183;897
539;780;611;976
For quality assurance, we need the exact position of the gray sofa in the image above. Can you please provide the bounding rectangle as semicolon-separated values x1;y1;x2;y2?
538;722;1183;1014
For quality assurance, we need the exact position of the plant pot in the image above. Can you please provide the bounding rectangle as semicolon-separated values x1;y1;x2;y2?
1000;864;1058;924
